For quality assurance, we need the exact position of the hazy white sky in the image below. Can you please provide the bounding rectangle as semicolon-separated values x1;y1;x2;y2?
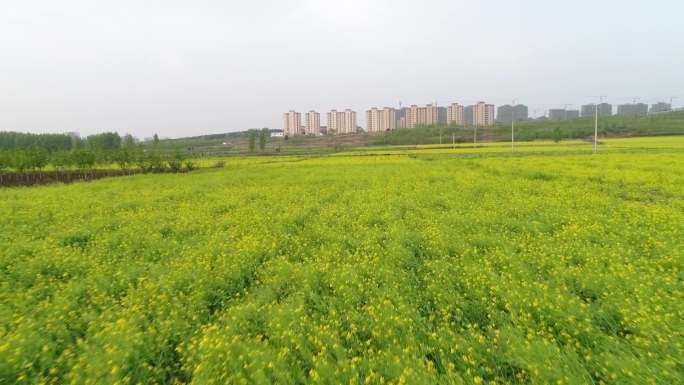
2;0;683;138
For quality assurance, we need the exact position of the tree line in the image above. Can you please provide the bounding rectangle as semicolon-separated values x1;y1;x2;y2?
0;131;195;173
0;131;129;152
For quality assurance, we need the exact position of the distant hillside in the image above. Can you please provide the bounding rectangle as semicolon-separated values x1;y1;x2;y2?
154;112;684;156
155;129;374;157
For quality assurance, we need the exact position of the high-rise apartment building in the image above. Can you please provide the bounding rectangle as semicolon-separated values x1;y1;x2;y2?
566;110;580;119
581;103;613;117
469;102;495;126
548;109;565;121
304;111;321;135
366;107;396;133
447;103;464;125
396;108;408;129
407;105;420;128
327;109;357;135
383;107;397;131
343;109;357;134
426;104;439;126
617;103;648;116
464;105;474;125
406;104;439;128
366;108;379;133
437;107;448;125
283;110;302;136
650;102;672;113
496;104;528;123
327;110;341;134
549;109;580;120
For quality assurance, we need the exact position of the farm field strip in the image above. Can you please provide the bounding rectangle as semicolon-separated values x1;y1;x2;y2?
0;141;683;384
336;136;684;157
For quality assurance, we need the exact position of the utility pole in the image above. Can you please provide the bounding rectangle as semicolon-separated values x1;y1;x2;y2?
594;96;606;154
452;132;455;149
511;99;517;150
594;104;598;154
473;124;477;147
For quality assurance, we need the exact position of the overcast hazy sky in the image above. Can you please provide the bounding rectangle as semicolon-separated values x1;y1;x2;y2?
2;0;683;138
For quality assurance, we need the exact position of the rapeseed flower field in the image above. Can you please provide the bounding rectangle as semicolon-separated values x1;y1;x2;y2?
1;138;683;384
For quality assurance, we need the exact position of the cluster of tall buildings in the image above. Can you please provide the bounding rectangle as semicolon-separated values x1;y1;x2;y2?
327;109;357;135
616;103;649;116
366;107;396;132
549;102;672;121
284;101;505;136
283;109;357;136
549;109;580;121
496;105;529;123
282;100;675;135
650;102;672;113
580;103;613;118
387;102;500;130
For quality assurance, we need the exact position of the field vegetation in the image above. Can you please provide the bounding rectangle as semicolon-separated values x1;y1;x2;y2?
1;137;683;384
4;112;684;172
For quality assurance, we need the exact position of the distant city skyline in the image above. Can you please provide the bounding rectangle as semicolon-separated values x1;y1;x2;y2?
1;0;683;138
285;98;678;136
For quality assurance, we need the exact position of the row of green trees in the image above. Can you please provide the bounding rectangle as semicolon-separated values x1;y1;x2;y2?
0;132;73;152
0;131;132;152
0;147;195;173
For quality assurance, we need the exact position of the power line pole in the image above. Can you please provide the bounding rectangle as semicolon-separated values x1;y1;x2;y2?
511;99;517;150
594;104;598;154
594;96;606;154
473;123;477;147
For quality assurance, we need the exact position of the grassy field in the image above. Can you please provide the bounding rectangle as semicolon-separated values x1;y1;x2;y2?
1;137;683;384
